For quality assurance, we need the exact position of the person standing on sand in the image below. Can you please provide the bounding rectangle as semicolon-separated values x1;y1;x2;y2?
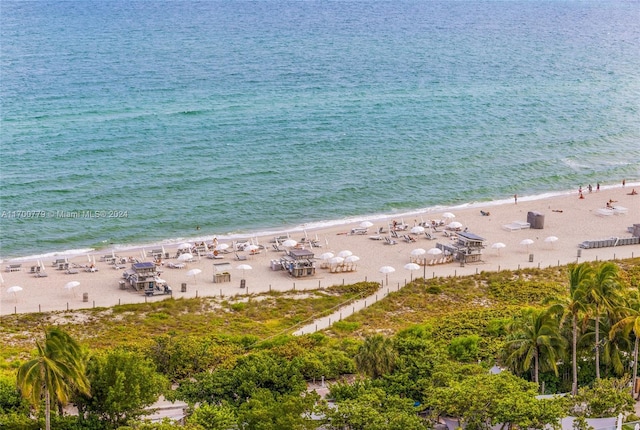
622;179;626;187
514;194;518;204
597;182;600;192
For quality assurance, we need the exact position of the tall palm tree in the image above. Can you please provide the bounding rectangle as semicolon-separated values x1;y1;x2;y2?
547;262;593;395
504;307;566;390
354;334;397;379
16;328;90;430
611;288;640;398
582;262;624;379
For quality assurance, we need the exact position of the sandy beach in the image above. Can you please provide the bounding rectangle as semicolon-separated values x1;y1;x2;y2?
1;184;638;317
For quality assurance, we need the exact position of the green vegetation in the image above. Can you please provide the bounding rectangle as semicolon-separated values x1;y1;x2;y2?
1;259;639;428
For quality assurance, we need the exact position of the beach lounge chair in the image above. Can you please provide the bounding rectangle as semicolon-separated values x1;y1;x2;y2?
424;232;436;240
5;264;21;272
350;227;368;235
235;253;247;261
384;236;398;245
65;269;79;274
596;208;614;217
502;223;521;231
613;206;628;215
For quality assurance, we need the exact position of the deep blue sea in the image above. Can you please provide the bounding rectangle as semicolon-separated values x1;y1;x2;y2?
1;0;639;260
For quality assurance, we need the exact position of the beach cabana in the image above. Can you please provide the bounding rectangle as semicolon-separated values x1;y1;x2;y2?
281;249;315;277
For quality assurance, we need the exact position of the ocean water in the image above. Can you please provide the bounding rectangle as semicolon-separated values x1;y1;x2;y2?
1;0;639;260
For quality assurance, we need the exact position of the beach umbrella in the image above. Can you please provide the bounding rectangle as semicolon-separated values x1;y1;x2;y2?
360;221;373;228
520;239;534;252
178;253;194;262
491;242;506;254
448;221;463;230
410;248;426;264
186;268;202;284
245;244;260;255
319;252;334;260
544;236;559;247
236;264;252;280
379;266;395;286
178;242;192;250
283;239;297;248
329;256;344;265
337;250;353;258
64;281;80;296
410;225;425;234
7;285;22;301
427;248;443;257
404;263;420;281
442;212;455;220
215;243;229;252
344;255;360;263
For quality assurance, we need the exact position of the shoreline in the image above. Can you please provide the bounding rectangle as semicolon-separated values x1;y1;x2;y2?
2;181;637;264
1;182;638;316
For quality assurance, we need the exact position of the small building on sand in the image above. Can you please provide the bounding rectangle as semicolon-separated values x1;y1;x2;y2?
436;231;486;264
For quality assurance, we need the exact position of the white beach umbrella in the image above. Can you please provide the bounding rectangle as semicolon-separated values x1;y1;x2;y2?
245;244;260;255
360;221;374;228
427;248;443;262
186;268;202;284
344;255;360;263
329;256;345;265
337;250;353;258
178;253;194;262
410;225;425;234
215;243;230;251
404;262;420;280
520;239;534;252
442;212;455;220
491;242;506;254
65;281;80;290
7;285;22;301
379;266;395;285
319;252;334;261
236;264;252;279
283;239;298;248
64;281;80;296
448;221;463;230
178;243;192;251
544;236;559;245
410;248;426;257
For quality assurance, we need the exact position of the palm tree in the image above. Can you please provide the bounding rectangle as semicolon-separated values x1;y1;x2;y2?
611;288;640;398
582;262;624;379
16;327;90;430
547;262;593;395
354;334;397;379
504;307;566;390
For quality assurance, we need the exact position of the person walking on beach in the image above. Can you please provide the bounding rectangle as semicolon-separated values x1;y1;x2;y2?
588;184;592;193
597;182;600;192
514;194;518;204
622;179;626;187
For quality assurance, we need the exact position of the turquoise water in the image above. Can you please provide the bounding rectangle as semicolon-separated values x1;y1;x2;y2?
1;0;639;259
